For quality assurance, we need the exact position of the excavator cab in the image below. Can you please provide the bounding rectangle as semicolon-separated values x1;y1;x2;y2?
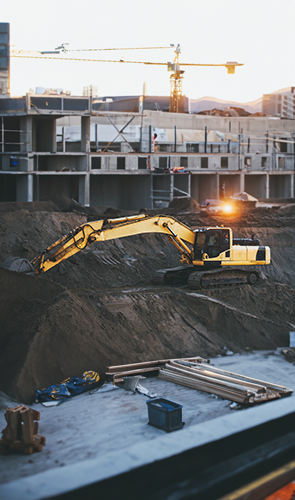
194;228;230;261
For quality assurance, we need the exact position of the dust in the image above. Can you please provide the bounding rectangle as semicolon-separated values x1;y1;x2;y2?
1;197;295;403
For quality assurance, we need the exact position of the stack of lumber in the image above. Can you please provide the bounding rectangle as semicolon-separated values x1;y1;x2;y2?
0;405;46;455
158;360;293;405
105;357;208;384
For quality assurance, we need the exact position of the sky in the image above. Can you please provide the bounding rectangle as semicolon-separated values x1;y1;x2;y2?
2;0;295;103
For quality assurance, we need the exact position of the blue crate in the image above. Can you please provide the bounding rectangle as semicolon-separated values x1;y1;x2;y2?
146;397;183;432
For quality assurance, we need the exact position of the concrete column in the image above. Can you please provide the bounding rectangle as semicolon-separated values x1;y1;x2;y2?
78;173;90;206
1;117;4;153
188;173;191;197
81;116;90;152
266;173;269;199
16;174;33;202
240;173;245;193
95;124;98;151
19;157;34;172
170;174;174;201
20;116;33;153
62;127;65;153
216;173;220;199
290;174;294;198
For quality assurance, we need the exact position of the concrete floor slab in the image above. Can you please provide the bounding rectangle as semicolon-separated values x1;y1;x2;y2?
1;350;295;499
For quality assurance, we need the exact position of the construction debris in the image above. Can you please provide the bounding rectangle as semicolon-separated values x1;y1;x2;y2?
0;405;45;455
105;357;208;384
35;371;100;405
158;360;293;405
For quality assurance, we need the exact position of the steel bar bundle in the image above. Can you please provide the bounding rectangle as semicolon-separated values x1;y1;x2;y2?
158;360;293;405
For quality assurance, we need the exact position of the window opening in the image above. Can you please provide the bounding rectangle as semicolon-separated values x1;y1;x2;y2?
201;157;208;169
117;157;126;170
92;157;101;169
221;157;228;168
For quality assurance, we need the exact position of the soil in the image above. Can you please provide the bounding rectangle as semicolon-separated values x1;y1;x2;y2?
1;196;295;403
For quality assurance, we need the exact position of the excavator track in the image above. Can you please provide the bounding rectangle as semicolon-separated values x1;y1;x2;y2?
152;266;195;285
187;268;259;290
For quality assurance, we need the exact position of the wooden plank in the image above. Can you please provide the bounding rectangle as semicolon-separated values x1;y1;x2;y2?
9;440;23;449
33;434;46;446
34;434;46;446
164;364;251;393
178;360;292;394
6;409;22;441
24;446;33;455
32;409;41;421
171;361;267;393
111;367;161;379
106;357;205;373
158;370;280;405
20;408;34;445
33;421;39;435
1;425;13;442
158;371;249;404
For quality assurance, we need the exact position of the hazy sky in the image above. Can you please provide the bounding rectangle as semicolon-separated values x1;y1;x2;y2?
3;0;295;102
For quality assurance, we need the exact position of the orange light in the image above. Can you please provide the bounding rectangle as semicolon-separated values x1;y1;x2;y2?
223;204;232;213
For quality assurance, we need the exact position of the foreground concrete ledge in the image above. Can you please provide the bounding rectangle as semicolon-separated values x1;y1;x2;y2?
1;396;294;500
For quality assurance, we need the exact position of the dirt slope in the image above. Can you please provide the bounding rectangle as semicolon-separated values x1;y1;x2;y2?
1;201;295;403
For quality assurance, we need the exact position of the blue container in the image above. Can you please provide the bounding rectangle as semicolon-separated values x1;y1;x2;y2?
146;397;183;432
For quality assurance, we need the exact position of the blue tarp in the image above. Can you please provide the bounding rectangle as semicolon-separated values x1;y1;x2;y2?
35;371;100;404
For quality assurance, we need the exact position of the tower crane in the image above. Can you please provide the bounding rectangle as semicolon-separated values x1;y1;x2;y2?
11;44;243;113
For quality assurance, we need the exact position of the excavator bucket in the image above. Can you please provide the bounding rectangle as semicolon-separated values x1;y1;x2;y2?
1;256;35;274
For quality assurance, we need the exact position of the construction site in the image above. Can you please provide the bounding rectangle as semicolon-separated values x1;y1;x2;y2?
1;20;295;500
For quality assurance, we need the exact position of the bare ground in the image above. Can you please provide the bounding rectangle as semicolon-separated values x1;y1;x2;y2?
1;198;295;403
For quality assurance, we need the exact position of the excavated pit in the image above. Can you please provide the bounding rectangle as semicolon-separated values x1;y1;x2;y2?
1;197;295;403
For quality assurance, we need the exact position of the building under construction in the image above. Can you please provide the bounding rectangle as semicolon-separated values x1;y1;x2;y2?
0;93;295;209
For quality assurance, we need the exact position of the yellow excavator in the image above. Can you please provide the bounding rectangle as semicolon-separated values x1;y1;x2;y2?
1;214;270;289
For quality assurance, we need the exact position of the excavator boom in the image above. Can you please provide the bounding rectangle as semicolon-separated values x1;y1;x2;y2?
31;214;195;274
2;213;271;289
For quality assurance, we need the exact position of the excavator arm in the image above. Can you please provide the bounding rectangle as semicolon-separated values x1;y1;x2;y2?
31;214;195;274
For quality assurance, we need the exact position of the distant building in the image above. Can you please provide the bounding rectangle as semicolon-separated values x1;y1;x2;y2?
0;23;9;95
92;95;190;113
83;85;99;97
262;88;295;119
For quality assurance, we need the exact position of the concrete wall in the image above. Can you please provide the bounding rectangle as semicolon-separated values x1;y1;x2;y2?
191;174;217;203
35;118;56;153
0;174;16;201
16;175;33;202
245;174;267;199
90;175;152;210
45;155;87;172
269;174;292;198
36;174;79;202
174;173;190;197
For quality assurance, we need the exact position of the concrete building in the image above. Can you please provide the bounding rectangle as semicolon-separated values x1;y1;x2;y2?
0;23;9;95
1;93;295;209
262;88;295;119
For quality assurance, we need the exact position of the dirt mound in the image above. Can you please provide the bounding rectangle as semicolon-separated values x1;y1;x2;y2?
168;197;200;213
0;201;60;213
1;267;292;403
278;204;295;215
1;207;295;403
